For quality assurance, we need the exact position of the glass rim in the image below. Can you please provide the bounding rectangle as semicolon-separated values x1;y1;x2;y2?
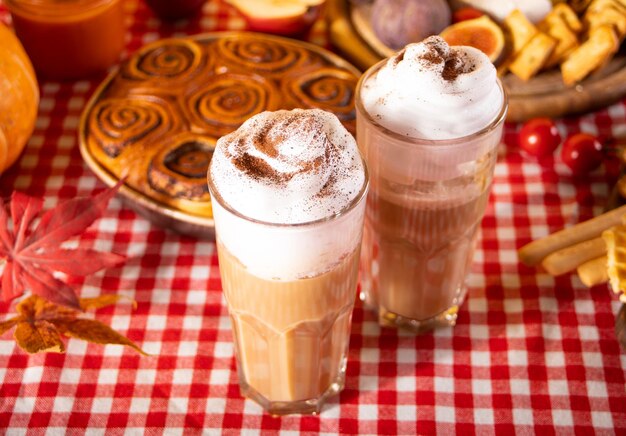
207;153;370;229
5;0;116;16
355;58;509;148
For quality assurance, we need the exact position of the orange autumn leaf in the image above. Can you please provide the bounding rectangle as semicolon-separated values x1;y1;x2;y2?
80;294;135;311
58;319;146;355
14;319;65;353
0;294;147;355
0;318;19;335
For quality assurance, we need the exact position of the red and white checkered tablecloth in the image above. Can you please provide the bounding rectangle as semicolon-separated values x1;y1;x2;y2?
1;0;625;434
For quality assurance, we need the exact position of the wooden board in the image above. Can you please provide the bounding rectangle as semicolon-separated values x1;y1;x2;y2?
327;0;626;122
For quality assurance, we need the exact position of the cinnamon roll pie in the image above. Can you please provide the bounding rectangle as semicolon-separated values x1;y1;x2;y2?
81;33;360;221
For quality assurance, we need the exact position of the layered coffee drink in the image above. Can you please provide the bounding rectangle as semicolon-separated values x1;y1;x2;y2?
356;36;507;332
208;109;368;414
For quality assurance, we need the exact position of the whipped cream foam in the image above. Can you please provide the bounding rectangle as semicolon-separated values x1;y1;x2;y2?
361;36;503;140
209;108;365;224
208;109;368;280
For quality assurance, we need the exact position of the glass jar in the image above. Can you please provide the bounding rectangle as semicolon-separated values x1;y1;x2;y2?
5;0;126;80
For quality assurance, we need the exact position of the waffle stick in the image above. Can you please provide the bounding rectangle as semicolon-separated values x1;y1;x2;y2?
577;256;609;287
541;237;606;276
518;204;626;266
602;224;626;300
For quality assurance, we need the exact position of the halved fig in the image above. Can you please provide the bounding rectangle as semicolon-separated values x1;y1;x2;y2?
440;15;505;63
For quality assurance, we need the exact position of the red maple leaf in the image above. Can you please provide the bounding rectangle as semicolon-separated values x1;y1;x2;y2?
0;181;126;310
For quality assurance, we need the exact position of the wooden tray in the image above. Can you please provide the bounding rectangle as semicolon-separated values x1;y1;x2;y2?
327;0;626;122
79;31;361;238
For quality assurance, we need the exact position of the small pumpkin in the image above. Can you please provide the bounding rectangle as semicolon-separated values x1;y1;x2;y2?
0;22;39;175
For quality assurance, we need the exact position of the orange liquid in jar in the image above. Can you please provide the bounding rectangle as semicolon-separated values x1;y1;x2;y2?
7;0;125;80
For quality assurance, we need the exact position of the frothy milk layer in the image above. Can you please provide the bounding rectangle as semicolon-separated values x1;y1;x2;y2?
361;36;503;140
210;109;365;224
209;109;368;281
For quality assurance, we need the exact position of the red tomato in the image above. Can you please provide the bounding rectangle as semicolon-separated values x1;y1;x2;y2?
560;133;604;175
452;7;484;23
518;118;561;158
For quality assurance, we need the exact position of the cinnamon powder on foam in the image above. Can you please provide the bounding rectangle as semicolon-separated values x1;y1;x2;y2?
225;112;346;200
397;37;476;82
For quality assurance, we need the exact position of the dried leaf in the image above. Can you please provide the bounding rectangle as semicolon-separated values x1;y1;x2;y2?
14;319;65;353
17;294;76;321
59;319;148;356
80;294;134;311
2;294;146;355
0;180;125;308
0;317;19;335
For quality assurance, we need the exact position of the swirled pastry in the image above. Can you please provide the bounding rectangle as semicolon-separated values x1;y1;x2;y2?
81;32;360;221
89;97;171;158
184;74;281;137
215;37;313;74
283;68;357;132
148;133;213;217
121;39;206;93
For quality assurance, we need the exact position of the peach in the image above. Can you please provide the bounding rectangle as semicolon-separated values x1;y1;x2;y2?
227;0;325;36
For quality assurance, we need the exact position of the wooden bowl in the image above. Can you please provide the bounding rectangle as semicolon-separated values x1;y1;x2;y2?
79;31;361;238
327;0;626;122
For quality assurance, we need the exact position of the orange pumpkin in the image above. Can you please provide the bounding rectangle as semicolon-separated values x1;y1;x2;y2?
0;22;39;174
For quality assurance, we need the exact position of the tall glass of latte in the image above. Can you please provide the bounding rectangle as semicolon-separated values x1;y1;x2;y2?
208;109;368;415
356;36;507;333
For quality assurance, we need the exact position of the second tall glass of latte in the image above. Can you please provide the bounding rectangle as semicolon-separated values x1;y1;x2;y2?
356;36;507;332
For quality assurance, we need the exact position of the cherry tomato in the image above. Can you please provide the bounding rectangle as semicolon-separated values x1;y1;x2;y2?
560;133;603;175
518;118;561;158
452;7;484;23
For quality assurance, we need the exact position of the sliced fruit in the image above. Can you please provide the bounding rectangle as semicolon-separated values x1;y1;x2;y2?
228;0;323;19
452;7;484;23
440;15;504;62
227;0;325;35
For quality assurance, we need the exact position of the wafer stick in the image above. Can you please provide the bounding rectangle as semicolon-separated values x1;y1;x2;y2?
577;256;609;287
518;204;626;266
541;237;606;276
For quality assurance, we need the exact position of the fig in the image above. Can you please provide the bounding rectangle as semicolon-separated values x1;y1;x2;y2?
440;16;505;62
371;0;451;50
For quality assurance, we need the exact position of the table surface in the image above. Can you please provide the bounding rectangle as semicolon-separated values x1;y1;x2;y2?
1;1;625;434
